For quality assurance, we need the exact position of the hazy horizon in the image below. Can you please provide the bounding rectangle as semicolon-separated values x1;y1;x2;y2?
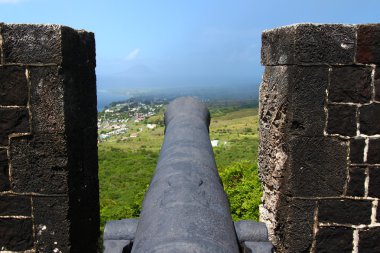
2;0;380;99
97;82;260;111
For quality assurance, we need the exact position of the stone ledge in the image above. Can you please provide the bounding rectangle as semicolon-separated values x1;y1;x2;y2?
262;24;356;65
0;23;95;67
262;23;380;66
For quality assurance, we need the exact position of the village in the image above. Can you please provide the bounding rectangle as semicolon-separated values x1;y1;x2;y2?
97;98;165;142
97;98;228;148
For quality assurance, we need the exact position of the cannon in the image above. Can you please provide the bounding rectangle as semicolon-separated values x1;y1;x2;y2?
103;97;273;253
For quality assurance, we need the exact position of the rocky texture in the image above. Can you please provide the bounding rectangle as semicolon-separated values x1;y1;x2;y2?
358;227;380;253
33;197;71;252
360;104;380;135
326;104;357;136
262;24;356;65
350;138;366;164
260;23;380;253
285;137;347;197
10;134;68;194
375;67;380;101
0;66;28;106
0;218;33;251
347;167;366;196
0;148;10;191
0;195;31;216
329;66;372;103
357;24;380;64
0;23;99;252
276;199;316;252
368;166;380;198
318;199;372;225
0;107;30;145
367;138;380;164
315;227;353;253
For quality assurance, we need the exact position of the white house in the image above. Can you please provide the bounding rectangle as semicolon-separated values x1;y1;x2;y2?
211;140;219;147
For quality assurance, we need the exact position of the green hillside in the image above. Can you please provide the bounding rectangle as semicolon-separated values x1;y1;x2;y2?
98;103;261;233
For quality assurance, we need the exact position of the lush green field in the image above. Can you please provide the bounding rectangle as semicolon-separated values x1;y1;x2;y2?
98;104;261;234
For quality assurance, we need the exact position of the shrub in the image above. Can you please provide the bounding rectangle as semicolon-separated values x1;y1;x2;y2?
219;160;262;221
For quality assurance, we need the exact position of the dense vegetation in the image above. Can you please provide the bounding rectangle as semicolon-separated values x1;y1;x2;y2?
98;102;261;234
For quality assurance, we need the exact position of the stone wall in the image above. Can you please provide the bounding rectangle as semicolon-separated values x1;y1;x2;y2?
0;24;99;252
259;24;380;253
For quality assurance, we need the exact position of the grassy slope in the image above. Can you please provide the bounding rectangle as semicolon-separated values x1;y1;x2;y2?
98;106;260;232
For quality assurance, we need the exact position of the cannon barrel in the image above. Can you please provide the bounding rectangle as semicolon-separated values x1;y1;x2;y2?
131;97;240;253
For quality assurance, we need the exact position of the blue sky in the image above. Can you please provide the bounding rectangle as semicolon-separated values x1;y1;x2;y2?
1;0;380;96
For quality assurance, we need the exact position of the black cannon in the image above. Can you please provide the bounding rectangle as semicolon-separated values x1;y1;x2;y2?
103;97;272;253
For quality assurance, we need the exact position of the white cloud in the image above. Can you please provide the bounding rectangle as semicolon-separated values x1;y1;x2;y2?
0;0;21;3
126;48;140;61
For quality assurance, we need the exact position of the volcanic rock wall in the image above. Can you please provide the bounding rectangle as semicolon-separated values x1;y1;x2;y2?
0;24;99;252
259;24;380;253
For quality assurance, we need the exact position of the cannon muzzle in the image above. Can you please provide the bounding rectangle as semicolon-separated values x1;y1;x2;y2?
131;97;239;253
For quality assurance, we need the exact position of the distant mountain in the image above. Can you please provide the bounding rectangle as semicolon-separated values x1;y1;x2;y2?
96;83;260;111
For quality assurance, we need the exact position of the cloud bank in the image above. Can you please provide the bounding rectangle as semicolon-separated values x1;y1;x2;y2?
0;0;21;3
126;48;140;61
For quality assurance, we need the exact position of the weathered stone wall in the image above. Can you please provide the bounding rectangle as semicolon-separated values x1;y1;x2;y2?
259;24;380;253
0;24;99;252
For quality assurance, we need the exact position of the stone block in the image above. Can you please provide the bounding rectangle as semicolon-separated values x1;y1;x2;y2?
0;66;28;106
350;138;365;164
0;107;30;145
260;66;328;137
358;227;380;253
0;195;31;216
375;67;380;101
0;148;10;191
0;23;98;252
0;23;2;63
318;199;372;225
346;167;366;197
259;66;289;132
357;24;380;64
326;104;357;136
63;65;99;252
61;27;96;68
28;66;65;134
261;26;296;65
1;24;95;67
315;227;353;253
367;138;380;164
33;196;70;253
62;66;98;133
276;199;315;252
0;218;33;251
68;177;100;253
329;66;372;103
295;24;355;64
261;24;356;65
286;66;328;137
10;134;68;194
285;137;348;197
360;104;380;135
368;166;380;198
1;24;63;64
